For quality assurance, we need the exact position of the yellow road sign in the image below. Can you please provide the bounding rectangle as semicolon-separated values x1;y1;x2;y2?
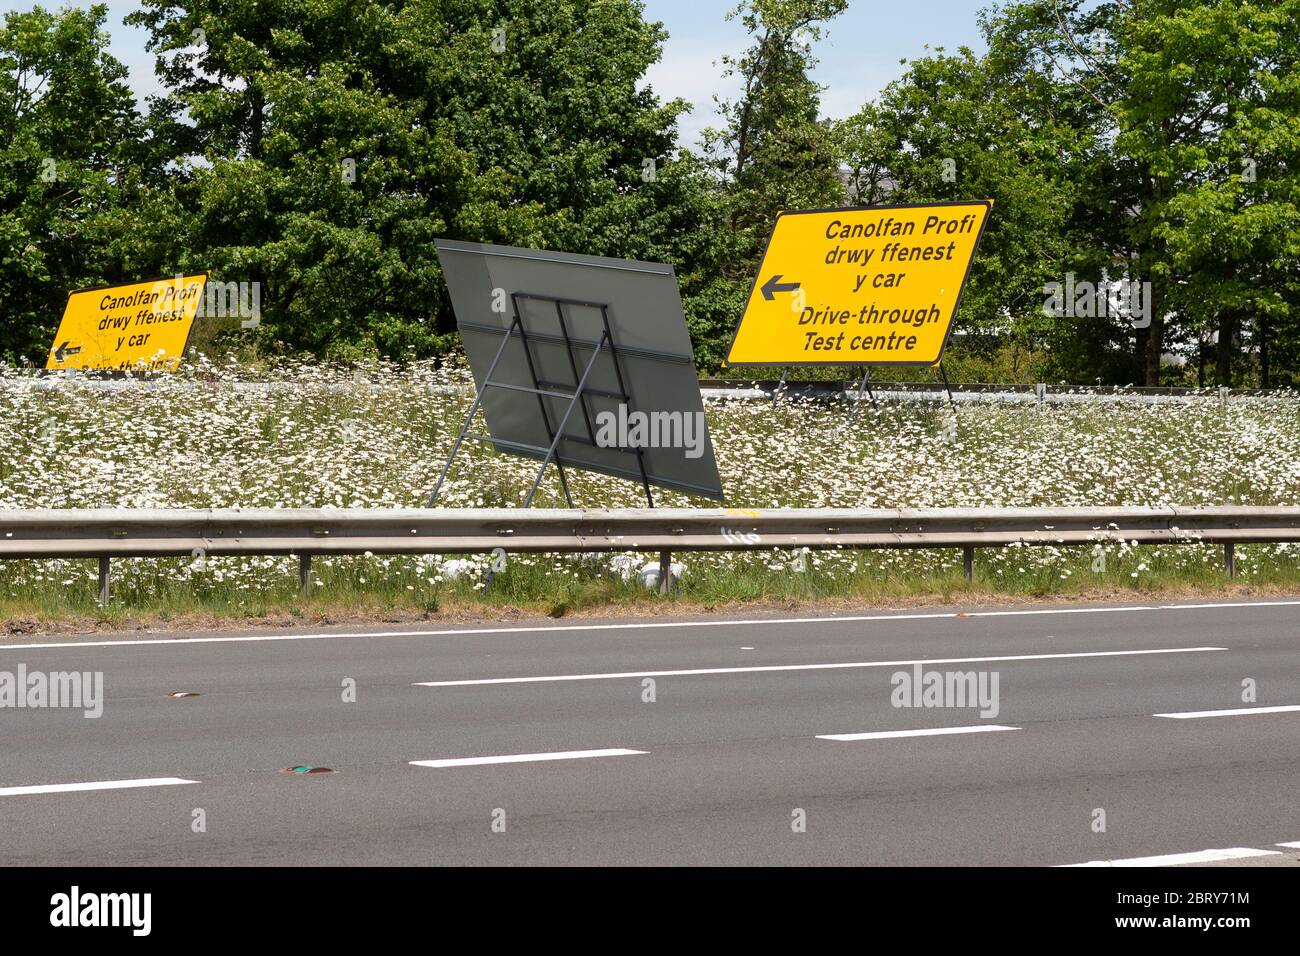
45;273;208;372
725;201;991;367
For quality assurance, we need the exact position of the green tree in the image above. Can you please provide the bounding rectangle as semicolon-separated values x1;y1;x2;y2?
986;0;1300;386
842;0;1300;387
0;4;146;364
835;41;1104;381
1137;0;1300;386
129;0;714;361
698;0;847;367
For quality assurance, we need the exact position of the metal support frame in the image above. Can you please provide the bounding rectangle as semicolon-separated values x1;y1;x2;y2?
428;292;659;510
427;314;521;507
779;362;954;420
937;362;957;412
771;367;790;406
522;328;610;507
513;297;576;508
836;362;957;417
847;366;877;423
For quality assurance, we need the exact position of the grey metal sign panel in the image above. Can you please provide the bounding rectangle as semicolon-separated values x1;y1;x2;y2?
436;239;725;501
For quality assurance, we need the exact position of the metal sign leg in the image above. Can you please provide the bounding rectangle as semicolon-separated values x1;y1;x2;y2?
938;362;957;412
848;367;876;424
523;331;610;507
772;367;789;405
426;316;521;507
555;461;575;508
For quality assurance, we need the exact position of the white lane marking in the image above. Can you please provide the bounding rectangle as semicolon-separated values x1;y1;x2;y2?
818;725;1020;741
410;748;645;768
415;646;1226;687
1061;847;1282;867
0;777;197;797
1276;841;1300;849
1154;704;1300;719
2;599;1297;650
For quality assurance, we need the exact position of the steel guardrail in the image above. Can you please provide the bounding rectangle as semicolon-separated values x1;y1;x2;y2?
3;506;1299;559
3;505;1298;602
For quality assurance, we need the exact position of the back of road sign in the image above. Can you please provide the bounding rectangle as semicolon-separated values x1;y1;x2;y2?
725;201;991;367
434;239;725;501
45;274;208;372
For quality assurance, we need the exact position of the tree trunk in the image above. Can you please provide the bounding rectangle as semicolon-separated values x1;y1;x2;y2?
1143;307;1164;386
1258;315;1269;388
1215;309;1236;386
249;86;264;161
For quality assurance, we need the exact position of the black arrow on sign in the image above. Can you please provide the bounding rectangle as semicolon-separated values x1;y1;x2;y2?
761;274;801;300
52;341;82;364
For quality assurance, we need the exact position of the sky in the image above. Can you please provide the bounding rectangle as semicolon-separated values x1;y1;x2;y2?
17;0;992;145
644;0;990;143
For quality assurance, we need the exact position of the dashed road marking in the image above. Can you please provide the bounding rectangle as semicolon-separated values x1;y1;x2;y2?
0;777;197;797
818;725;1019;741
1061;847;1282;867
1154;704;1300;719
410;748;646;769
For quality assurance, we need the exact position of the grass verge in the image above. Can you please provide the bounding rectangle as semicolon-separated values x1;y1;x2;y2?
4;545;1298;636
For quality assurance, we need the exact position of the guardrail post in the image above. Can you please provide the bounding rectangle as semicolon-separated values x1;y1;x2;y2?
299;554;312;595
97;556;110;606
1224;542;1236;578
658;549;671;594
963;546;975;583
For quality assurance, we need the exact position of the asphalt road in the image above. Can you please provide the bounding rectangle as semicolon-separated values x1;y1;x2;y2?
1;598;1298;866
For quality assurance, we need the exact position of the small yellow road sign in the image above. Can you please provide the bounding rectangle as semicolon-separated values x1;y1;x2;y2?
45;273;208;372
725;201;991;366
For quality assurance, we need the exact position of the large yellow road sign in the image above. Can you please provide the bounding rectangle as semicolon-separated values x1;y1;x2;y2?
45;273;208;372
725;201;991;366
